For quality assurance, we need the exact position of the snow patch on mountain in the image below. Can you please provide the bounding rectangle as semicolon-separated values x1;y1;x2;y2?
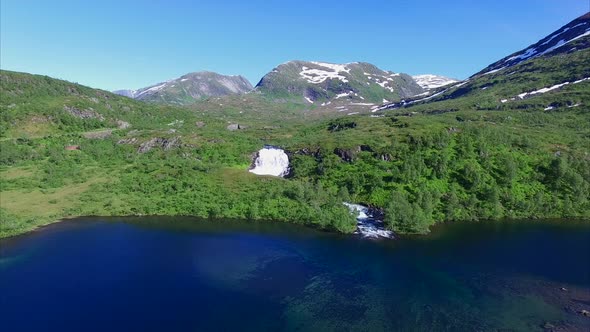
310;61;352;74
502;77;589;102
299;62;351;84
335;92;352;99
374;80;468;112
412;74;459;89
517;27;589;61
135;82;168;98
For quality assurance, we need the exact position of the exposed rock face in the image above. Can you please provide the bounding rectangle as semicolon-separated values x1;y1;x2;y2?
333;145;372;162
137;137;181;153
334;147;360;162
290;148;321;158
64;106;104;121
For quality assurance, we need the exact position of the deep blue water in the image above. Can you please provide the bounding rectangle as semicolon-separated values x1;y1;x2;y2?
1;217;589;331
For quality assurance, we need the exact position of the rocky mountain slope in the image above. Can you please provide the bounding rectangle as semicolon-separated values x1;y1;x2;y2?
114;71;253;105
255;61;423;104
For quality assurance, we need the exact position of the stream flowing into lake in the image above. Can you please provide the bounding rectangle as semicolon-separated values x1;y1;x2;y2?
1;217;589;331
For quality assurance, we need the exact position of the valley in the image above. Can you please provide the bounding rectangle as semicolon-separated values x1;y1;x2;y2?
1;13;589;239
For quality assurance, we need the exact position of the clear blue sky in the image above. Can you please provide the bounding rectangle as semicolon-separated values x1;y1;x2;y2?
1;0;588;91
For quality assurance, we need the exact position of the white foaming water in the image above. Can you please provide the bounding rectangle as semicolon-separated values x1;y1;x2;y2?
343;202;394;239
249;147;289;177
343;202;370;219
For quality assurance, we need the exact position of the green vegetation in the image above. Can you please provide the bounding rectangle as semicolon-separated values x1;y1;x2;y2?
1;45;590;237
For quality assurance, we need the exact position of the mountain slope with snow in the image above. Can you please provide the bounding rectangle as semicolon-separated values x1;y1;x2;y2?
377;12;590;112
255;61;423;104
114;71;253;105
412;74;458;89
474;12;590;76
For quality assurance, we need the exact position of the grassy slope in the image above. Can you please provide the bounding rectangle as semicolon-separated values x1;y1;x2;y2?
1;46;589;237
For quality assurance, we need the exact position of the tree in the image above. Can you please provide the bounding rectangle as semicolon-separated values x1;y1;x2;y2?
384;190;431;234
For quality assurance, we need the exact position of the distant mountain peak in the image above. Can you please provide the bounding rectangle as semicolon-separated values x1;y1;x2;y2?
114;71;252;105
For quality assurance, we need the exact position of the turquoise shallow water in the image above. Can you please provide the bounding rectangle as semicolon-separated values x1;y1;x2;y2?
1;217;589;331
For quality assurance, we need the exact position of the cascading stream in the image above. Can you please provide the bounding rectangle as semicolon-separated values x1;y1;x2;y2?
249;146;290;177
343;202;394;239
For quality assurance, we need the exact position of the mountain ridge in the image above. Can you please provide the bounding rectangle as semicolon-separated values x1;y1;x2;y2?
377;12;590;111
473;12;590;77
114;71;253;105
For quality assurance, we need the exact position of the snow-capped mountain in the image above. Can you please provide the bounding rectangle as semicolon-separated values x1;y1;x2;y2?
474;12;590;76
114;71;253;105
412;74;458;89
255;61;423;104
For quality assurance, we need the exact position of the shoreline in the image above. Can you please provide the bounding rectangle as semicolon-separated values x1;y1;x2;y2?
2;213;589;240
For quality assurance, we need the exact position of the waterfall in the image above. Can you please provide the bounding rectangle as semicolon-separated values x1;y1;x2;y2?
249;146;290;177
344;202;394;239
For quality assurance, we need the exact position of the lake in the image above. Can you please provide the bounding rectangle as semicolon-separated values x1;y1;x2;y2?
1;217;589;331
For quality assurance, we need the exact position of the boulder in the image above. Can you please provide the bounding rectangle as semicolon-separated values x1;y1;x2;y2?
334;147;360;162
334;146;371;162
116;120;131;129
